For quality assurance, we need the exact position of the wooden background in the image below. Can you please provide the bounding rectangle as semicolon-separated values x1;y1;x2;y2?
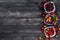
0;0;59;40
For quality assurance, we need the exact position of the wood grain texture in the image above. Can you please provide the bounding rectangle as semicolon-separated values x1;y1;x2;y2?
0;0;59;40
